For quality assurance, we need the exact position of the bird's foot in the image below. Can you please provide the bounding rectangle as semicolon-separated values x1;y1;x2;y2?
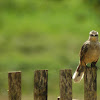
91;65;100;70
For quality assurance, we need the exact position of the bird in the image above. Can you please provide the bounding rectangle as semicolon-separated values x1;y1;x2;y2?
73;30;100;83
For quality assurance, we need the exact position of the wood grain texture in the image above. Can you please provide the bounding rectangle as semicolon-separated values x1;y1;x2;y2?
60;69;72;100
34;70;48;100
84;66;97;100
8;71;21;100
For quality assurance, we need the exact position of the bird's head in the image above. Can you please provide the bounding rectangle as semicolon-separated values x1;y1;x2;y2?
89;30;99;41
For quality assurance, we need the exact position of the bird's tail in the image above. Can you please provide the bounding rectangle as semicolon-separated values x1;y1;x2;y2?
73;64;84;83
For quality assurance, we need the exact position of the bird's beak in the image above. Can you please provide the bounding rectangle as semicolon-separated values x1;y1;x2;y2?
93;34;97;37
93;35;95;36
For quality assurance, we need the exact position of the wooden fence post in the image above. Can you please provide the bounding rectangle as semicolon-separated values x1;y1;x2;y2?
8;71;21;100
60;69;72;100
34;70;48;100
84;66;97;100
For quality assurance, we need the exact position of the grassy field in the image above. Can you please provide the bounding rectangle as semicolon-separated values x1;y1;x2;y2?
0;0;100;99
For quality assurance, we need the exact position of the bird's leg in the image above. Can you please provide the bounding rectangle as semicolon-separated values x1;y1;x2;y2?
91;62;99;70
91;62;97;67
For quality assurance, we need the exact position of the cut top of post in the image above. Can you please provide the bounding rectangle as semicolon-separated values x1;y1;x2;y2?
8;71;21;74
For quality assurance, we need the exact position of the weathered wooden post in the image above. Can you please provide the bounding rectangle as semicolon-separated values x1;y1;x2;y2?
8;71;21;100
34;70;48;100
84;66;97;100
60;69;72;100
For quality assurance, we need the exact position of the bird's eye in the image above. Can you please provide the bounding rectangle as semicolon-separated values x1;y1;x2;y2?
95;34;98;36
90;34;94;36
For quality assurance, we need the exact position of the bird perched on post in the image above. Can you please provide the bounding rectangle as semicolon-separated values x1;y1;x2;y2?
73;30;100;83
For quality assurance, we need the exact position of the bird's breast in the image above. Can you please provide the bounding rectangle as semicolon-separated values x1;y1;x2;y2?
84;44;100;63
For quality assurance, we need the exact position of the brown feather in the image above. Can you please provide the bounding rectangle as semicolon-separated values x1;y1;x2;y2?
80;42;89;62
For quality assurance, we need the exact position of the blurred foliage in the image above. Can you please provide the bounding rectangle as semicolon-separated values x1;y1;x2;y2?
0;0;100;100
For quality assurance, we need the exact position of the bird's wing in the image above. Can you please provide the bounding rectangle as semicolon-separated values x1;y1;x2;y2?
80;41;89;62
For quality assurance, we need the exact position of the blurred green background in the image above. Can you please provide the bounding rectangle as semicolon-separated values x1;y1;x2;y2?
0;0;100;100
